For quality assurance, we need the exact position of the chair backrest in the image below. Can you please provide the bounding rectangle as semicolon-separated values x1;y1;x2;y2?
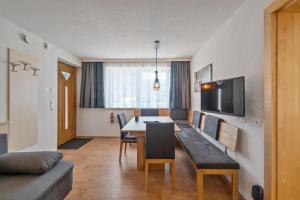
141;109;159;116
0;133;8;155
145;122;175;159
170;109;188;120
117;113;128;139
192;111;202;129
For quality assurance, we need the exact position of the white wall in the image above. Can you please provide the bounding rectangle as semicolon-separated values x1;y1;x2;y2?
76;68;134;137
0;17;81;151
191;0;271;199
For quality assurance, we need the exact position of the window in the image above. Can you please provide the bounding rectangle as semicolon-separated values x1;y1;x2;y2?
104;62;171;108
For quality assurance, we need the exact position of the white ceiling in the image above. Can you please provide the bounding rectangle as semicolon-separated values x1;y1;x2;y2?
0;0;243;59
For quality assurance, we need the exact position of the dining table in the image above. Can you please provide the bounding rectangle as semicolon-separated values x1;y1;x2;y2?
122;116;180;171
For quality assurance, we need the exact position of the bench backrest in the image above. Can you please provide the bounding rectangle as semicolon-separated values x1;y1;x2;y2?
134;109;170;116
0;133;8;154
200;115;239;152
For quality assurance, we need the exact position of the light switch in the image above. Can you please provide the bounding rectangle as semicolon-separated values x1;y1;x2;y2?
50;100;54;111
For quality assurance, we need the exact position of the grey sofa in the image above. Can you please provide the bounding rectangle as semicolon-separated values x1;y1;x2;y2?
0;133;73;200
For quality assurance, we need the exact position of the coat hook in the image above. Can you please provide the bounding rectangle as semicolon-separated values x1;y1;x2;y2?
21;61;31;71
10;62;20;72
31;66;40;76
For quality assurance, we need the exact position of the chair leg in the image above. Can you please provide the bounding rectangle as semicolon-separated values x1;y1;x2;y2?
170;161;176;175
197;170;204;200
119;141;123;163
170;161;176;187
124;143;127;154
232;173;239;200
145;160;149;191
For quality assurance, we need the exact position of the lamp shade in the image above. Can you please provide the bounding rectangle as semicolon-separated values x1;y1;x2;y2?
153;78;160;91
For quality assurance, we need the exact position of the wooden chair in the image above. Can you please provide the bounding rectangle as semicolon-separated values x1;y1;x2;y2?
117;113;137;163
144;122;176;190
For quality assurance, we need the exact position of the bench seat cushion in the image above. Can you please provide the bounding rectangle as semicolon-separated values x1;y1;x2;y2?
0;160;73;200
177;128;240;170
174;120;192;129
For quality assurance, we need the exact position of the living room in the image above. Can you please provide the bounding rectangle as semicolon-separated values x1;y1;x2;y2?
0;0;299;200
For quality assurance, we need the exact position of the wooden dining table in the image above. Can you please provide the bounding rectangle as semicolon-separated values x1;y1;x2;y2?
122;116;180;171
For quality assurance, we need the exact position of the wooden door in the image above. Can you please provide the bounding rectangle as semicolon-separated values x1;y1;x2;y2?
277;5;300;199
58;62;77;145
265;1;300;199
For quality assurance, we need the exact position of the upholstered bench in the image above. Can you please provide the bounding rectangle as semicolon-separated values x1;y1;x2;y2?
177;129;239;170
175;115;240;200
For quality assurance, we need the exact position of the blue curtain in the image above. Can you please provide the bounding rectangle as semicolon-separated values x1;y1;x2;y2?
169;61;191;109
80;62;104;108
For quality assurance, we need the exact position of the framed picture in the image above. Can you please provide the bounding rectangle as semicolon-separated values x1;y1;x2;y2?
194;63;213;92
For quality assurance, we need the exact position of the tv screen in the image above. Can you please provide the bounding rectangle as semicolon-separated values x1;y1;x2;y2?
201;77;245;117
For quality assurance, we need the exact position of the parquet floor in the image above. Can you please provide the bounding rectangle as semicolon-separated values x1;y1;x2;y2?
60;138;234;200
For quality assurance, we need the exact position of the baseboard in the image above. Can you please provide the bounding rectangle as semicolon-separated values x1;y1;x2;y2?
219;175;246;200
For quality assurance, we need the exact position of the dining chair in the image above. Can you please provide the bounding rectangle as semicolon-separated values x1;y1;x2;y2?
117;113;137;163
144;122;175;190
141;109;159;116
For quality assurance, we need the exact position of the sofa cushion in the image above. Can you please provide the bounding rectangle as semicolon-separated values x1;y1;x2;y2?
177;128;239;169
0;151;63;175
0;160;73;200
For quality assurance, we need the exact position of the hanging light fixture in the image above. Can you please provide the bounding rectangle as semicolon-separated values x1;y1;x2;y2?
153;40;160;91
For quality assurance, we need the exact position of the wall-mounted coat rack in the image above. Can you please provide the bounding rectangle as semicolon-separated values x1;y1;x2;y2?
8;48;39;151
9;61;40;76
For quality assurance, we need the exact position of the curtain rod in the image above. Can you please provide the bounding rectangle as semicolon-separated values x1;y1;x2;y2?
81;58;191;63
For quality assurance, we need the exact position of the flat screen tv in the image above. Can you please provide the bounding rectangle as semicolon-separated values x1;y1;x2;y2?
201;76;245;117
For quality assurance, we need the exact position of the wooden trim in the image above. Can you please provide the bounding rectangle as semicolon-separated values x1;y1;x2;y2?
265;1;300;200
218;122;239;151
200;115;205;131
198;169;239;175
188;111;193;123
133;109;171;117
159;109;170;116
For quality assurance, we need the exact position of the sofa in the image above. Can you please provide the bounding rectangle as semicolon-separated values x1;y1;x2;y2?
0;133;73;200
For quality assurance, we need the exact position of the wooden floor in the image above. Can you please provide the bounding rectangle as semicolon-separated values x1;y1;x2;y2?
60;138;234;200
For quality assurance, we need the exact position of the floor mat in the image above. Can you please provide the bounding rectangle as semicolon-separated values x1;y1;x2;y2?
58;138;93;150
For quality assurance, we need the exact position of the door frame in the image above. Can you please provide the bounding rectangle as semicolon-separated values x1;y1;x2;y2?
57;61;77;146
264;0;299;199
